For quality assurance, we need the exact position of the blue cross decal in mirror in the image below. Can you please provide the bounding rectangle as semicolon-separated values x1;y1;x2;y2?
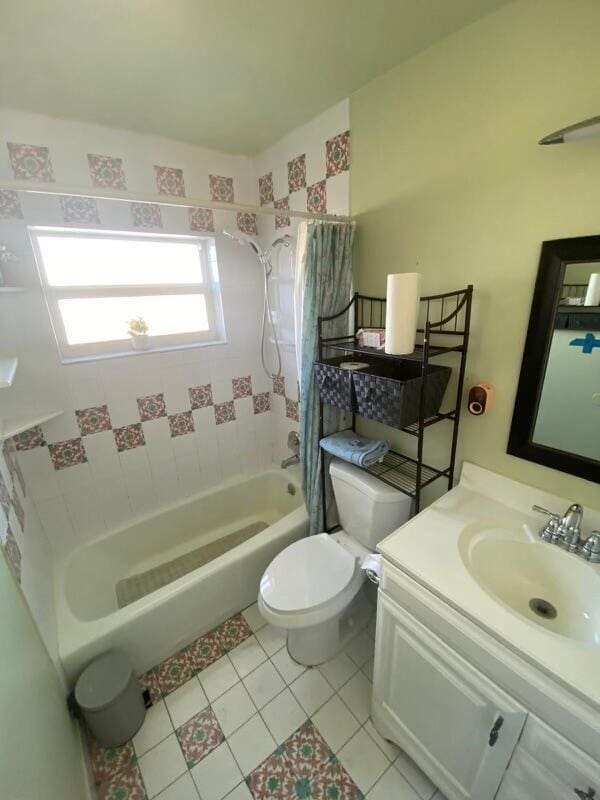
569;332;600;354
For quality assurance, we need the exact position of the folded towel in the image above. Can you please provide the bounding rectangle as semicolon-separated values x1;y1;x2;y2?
320;429;390;467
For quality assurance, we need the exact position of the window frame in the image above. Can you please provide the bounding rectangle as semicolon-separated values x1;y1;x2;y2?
30;226;226;363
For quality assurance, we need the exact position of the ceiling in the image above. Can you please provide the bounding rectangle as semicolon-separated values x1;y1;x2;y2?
0;0;510;155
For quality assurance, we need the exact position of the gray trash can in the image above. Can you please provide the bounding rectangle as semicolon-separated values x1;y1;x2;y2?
75;650;145;747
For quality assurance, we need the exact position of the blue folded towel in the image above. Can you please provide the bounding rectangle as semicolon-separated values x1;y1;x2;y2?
320;430;390;467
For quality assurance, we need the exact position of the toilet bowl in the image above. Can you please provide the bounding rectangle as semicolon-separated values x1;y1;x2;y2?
258;459;412;665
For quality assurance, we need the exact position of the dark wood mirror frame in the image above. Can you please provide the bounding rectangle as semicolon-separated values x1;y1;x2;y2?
507;235;600;484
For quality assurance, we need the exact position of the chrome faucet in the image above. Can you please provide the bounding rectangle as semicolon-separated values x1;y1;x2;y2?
281;431;300;469
532;503;600;562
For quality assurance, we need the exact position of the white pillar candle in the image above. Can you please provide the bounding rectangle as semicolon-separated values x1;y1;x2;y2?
384;272;421;355
584;273;600;306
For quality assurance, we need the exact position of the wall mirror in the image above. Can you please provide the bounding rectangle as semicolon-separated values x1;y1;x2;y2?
508;236;600;483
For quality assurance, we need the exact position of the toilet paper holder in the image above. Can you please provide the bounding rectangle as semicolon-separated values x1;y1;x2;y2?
365;569;380;585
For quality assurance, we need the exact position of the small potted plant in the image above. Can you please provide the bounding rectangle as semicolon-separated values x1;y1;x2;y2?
126;316;150;350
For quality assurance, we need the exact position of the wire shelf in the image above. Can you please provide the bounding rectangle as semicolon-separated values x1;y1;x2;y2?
360;450;447;496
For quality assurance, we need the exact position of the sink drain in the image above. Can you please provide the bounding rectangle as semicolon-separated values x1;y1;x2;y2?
529;597;557;620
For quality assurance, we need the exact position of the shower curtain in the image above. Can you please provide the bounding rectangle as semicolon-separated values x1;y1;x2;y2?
296;221;355;535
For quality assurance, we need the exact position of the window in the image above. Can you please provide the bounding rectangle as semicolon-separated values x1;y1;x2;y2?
30;227;226;361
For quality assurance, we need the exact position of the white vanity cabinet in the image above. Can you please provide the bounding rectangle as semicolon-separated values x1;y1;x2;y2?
372;592;527;800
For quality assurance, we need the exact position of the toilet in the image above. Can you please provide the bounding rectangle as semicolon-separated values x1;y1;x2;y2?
258;459;412;665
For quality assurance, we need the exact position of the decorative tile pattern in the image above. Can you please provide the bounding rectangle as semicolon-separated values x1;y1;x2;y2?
285;398;299;422
188;206;215;233
312;760;364;799
137;393;167;422
13;425;46;451
11;492;24;530
176;707;224;768
87;154;126;190
214;401;236;425
138;668;162;705
113;423;146;453
216;613;253;652
209;175;234;204
188;630;224;671
7;142;54;182
307;180;327;214
326;130;350;178
259;172;274;206
274;197;290;229
236;212;258;236
89;740;136;786
253;392;271;415
155;165;186;197
232;375;252;399
189;384;213;410
247;748;289;798
156;648;196;696
131;202;162;228
0;472;10;516
273;376;285;397
169;411;195;438
0;190;23;219
285;722;330;778
3;527;22;582
76;405;112;436
97;764;146;800
287;154;306;193
60;195;101;225
48;438;88;470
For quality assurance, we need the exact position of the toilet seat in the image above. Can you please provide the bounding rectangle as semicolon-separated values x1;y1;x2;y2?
260;533;356;614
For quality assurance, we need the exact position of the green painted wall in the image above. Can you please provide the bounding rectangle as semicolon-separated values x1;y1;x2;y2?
0;553;88;799
350;0;600;509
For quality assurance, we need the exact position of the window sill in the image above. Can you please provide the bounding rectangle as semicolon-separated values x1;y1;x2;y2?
60;337;228;365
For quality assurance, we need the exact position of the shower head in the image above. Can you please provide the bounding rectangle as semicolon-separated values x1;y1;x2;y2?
271;234;293;248
223;228;265;258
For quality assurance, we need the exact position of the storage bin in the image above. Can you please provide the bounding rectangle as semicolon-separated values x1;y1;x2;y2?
314;356;373;412
353;360;451;429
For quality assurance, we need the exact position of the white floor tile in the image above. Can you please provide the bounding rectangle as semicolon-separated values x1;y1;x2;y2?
367;765;421;800
363;718;400;761
312;695;360;753
317;652;358;690
345;631;375;668
395;751;437;800
198;655;239;702
138;733;188;798
243;660;285;709
254;624;287;656
241;602;266;632
227;713;276;776
191;742;243;800
223;783;253;800
228;635;267;678
362;657;375;682
212;682;257;737
133;700;173;757
260;687;307;744
338;728;390;793
165;677;209;729
271;646;306;685
432;793;448;800
338;671;373;723
290;668;334;716
155;772;200;799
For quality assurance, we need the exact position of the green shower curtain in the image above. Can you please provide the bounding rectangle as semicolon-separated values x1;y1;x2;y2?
298;221;355;535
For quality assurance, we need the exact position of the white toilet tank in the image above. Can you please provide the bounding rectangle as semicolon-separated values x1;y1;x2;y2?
329;459;413;548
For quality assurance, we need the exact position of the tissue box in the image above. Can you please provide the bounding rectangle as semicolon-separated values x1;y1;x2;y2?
356;328;385;349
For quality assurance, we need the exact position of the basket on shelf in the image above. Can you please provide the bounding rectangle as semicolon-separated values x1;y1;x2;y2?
313;356;372;412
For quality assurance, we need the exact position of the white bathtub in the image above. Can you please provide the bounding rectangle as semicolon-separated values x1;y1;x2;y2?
56;468;307;683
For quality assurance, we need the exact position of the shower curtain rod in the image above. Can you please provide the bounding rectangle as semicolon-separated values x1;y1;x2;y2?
0;179;353;224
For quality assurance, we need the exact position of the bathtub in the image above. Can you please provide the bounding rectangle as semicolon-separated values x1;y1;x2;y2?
56;467;307;683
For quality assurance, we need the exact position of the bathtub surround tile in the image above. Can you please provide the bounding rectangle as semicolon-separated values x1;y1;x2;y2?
89;739;137;786
258;173;274;206
11;491;25;531
209;175;234;204
326;130;350;178
133;699;173;757
3;526;22;582
0;189;23;219
236;212;258;236
157;648;197;696
307;180;327;214
287;154;306;193
60;194;101;225
165;678;209;730
138;733;187;798
176;707;225;769
284;398;299;422
231;376;252;400
214;401;236;426
169;412;195;438
0;472;10;516
76;405;112;436
252;392;270;415
274;197;290;229
7;142;54;181
114;423;146;453
272;376;285;397
188;206;215;233
138;393;168;422
97;763;147;800
155;165;186;197
190;742;242;800
13;425;46;451
189;384;213;410
216;613;253;653
48;438;88;470
88;153;126;189
131;202;163;228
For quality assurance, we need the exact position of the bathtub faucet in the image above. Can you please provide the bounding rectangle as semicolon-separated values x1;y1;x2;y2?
281;431;300;469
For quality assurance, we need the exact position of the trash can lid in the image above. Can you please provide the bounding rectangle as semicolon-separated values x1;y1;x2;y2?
75;650;135;712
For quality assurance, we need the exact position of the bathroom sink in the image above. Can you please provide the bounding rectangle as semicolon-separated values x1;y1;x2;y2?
458;519;600;646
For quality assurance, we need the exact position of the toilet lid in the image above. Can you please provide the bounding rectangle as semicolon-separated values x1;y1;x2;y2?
260;533;356;612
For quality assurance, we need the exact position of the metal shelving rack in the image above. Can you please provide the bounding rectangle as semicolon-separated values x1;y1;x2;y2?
317;285;473;527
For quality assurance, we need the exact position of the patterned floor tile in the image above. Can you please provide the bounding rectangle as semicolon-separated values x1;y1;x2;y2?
246;748;289;799
283;722;332;780
176;707;225;769
311;759;364;799
96;763;147;800
157;648;196;696
217;613;253;652
89;740;137;785
188;629;224;671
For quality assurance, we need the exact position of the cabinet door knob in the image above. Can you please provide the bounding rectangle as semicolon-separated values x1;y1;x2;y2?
574;789;596;800
488;715;504;747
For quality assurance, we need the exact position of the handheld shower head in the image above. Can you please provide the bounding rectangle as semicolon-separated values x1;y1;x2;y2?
271;234;293;249
223;228;265;258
